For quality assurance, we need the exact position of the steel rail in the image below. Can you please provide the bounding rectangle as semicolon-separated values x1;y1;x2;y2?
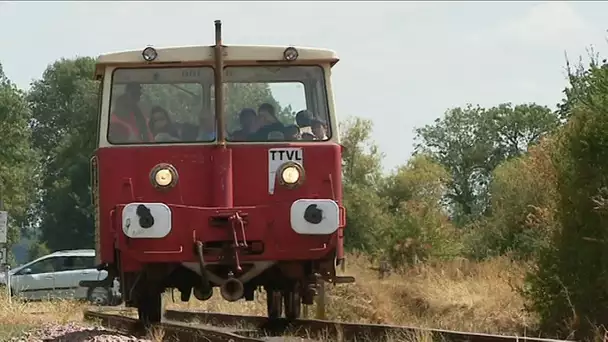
83;310;265;342
164;309;574;342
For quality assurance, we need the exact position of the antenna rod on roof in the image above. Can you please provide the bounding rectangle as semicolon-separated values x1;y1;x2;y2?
214;20;226;145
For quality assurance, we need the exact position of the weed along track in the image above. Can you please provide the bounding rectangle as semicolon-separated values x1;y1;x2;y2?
83;310;265;342
84;308;575;342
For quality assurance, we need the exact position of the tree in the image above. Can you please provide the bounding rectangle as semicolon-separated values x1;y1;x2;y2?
27;241;50;261
414;103;559;225
379;154;460;266
465;137;558;260
556;48;605;121
524;57;608;339
27;58;99;250
488;103;561;159
0;63;39;252
340;117;387;252
28;58;99;159
382;154;451;212
340;117;384;188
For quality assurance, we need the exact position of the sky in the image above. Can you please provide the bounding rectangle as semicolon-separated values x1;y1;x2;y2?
1;1;608;172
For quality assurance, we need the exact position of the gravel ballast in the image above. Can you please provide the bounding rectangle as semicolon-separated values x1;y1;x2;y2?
8;322;152;342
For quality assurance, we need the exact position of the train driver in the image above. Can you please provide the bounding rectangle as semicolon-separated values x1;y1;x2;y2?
108;83;153;143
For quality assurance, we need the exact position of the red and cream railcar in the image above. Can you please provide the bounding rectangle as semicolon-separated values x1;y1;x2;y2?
82;21;353;325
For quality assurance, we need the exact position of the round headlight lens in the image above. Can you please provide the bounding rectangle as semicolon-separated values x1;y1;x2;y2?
149;163;178;190
281;166;301;184
142;47;158;61
283;47;298;61
154;169;173;187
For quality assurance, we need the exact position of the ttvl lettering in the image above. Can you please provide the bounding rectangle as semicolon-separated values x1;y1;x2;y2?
270;149;303;161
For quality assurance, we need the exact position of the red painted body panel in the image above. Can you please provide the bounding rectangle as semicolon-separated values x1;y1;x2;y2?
96;143;344;272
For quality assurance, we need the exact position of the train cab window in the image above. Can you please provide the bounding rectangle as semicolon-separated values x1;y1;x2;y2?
218;66;331;142
107;67;214;145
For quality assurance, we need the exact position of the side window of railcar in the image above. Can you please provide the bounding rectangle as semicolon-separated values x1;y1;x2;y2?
218;66;331;142
107;67;214;145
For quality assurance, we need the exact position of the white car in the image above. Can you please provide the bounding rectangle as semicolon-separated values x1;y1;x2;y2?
0;249;117;305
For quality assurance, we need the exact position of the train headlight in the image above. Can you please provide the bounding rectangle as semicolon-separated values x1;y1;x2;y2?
283;47;299;61
142;46;158;62
150;163;178;189
155;169;173;186
277;162;305;188
282;166;300;184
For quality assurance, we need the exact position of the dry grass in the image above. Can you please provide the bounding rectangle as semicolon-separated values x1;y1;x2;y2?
0;292;89;339
166;253;536;336
0;253;535;341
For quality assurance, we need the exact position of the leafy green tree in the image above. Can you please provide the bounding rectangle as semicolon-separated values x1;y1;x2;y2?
415;105;500;223
27;241;50;261
28;58;99;158
340;117;387;252
379;154;460;266
465;137;558;260
524;57;608;339
0;63;39;250
27;58;99;250
556;49;605;121
414;103;559;225
340;117;384;188
488;103;561;158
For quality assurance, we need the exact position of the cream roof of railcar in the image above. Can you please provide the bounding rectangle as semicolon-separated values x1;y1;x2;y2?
97;45;338;65
95;45;339;78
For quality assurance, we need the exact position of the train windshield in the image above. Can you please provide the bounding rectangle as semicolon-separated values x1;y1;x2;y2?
106;65;331;145
220;65;331;142
107;66;215;145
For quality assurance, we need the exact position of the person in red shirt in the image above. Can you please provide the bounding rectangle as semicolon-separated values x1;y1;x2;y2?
108;83;152;143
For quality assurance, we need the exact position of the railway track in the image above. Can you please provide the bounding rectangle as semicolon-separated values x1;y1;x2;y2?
84;307;575;342
83;310;266;342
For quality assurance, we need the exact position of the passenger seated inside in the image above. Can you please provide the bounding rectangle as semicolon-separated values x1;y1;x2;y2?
311;117;328;140
109;83;152;143
149;106;180;142
284;125;301;140
295;110;314;137
231;108;258;141
252;102;285;141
